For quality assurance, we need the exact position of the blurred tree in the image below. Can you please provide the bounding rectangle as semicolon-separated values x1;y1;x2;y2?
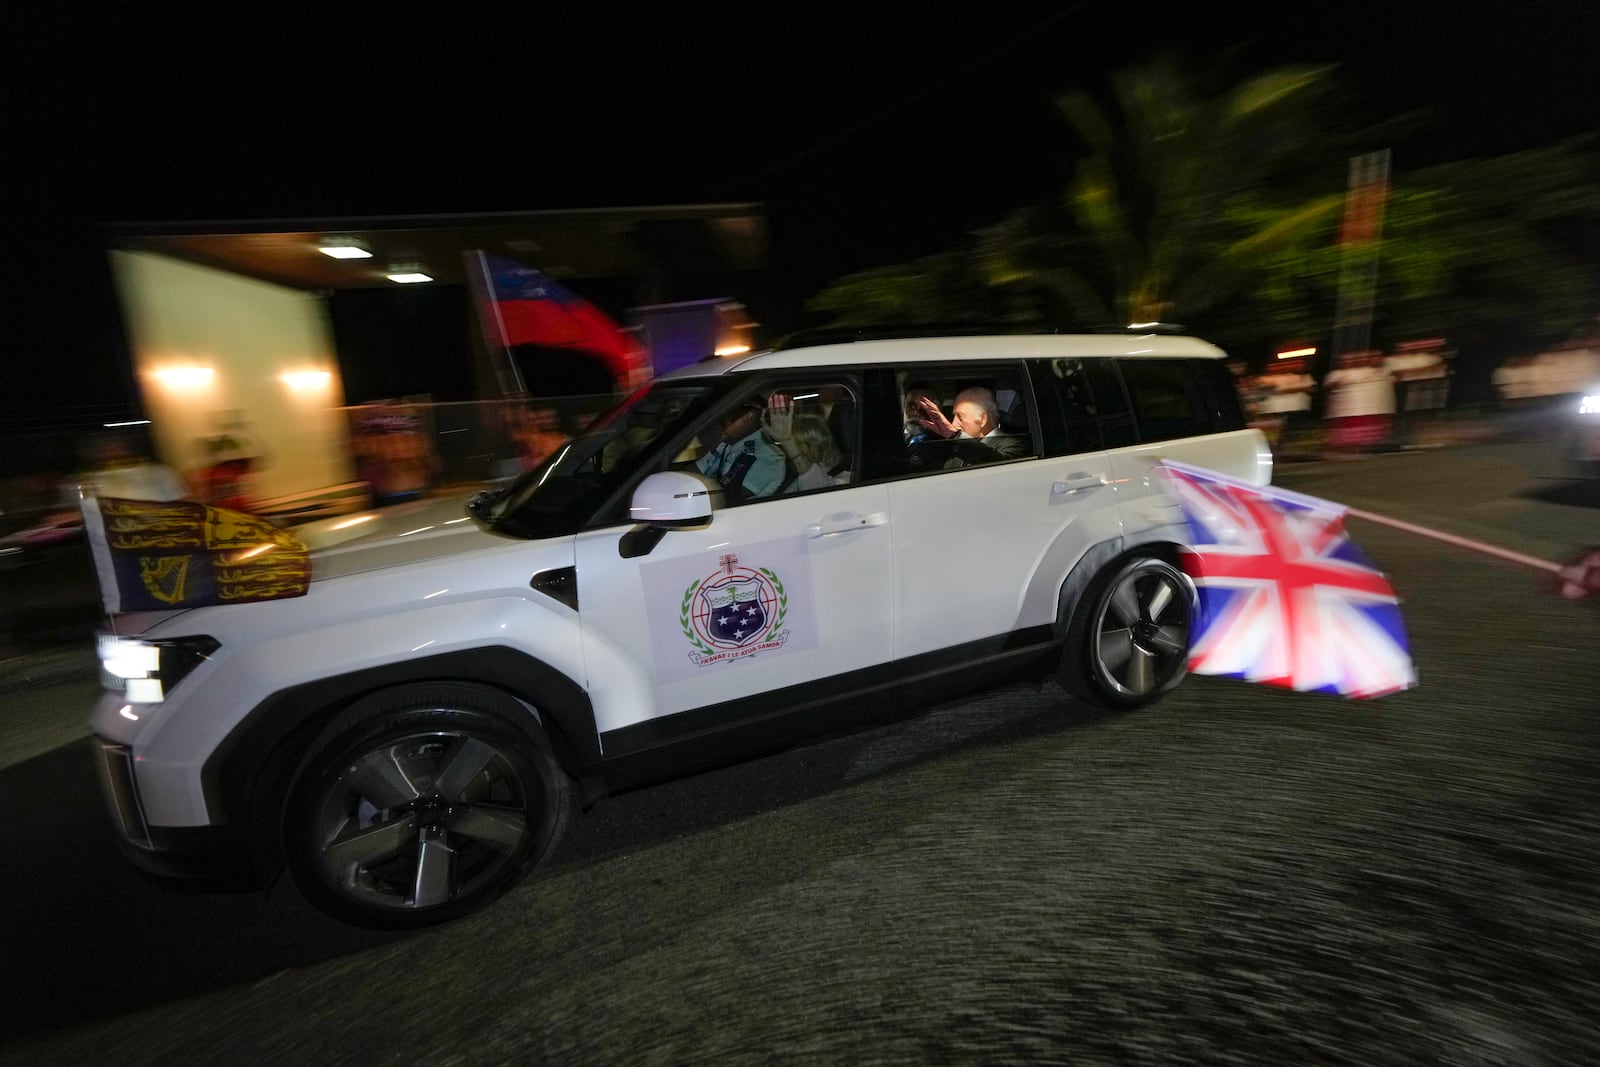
807;59;1353;333
1217;137;1600;359
805;59;1600;370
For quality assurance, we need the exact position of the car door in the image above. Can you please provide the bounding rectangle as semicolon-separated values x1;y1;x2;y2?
574;374;894;740
879;360;1120;665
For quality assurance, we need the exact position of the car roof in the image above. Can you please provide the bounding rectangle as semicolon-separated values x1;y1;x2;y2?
655;333;1228;380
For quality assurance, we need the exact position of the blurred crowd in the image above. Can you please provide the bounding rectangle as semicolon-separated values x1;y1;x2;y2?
1233;341;1455;453
1492;348;1600;405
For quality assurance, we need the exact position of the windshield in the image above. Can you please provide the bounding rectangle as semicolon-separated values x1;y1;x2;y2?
477;381;719;539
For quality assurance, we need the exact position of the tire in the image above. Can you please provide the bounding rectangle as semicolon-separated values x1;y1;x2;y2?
282;683;571;929
1059;555;1195;711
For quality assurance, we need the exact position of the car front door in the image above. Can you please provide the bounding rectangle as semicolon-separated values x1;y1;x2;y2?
574;375;895;742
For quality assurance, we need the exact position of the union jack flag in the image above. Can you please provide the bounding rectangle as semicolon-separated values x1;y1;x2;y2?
1158;460;1415;699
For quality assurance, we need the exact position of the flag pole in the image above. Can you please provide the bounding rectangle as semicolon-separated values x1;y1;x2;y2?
1344;506;1564;575
465;250;527;396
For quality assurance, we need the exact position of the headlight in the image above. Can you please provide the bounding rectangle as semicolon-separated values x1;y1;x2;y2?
98;634;220;703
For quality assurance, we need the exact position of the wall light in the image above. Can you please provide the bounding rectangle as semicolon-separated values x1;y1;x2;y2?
150;366;215;388
279;370;332;391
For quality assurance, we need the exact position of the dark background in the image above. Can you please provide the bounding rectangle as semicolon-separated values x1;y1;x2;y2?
5;2;1598;449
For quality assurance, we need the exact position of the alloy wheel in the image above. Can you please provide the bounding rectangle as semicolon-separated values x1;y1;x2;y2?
1091;559;1192;699
307;729;537;913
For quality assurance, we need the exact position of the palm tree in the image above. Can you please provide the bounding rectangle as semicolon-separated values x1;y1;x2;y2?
805;60;1599;364
985;59;1349;327
806;59;1353;332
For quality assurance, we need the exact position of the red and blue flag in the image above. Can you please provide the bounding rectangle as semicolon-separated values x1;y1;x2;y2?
1158;460;1415;699
470;252;647;389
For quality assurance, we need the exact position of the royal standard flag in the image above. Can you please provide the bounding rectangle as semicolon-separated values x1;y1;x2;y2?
82;496;312;614
1159;460;1416;699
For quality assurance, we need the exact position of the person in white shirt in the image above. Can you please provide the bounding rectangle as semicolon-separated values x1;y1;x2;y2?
1324;352;1396;450
82;435;188;502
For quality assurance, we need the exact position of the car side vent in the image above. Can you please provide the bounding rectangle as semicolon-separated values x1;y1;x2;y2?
530;566;578;610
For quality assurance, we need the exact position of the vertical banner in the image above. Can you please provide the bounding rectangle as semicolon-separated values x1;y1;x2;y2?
1331;149;1392;364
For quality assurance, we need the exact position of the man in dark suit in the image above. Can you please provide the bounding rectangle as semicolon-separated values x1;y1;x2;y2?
910;387;1027;466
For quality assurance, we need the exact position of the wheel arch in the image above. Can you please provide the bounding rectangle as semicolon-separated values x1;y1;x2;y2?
206;646;598;860
280;685;573;928
1053;522;1190;639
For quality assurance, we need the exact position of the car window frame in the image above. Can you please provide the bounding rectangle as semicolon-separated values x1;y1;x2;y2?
716;372;868;503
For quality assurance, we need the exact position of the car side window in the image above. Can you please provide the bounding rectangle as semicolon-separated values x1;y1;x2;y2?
874;363;1036;478
1117;359;1216;443
1032;357;1137;452
684;378;862;504
1191;359;1249;431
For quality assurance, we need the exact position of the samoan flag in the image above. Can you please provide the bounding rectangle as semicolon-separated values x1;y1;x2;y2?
470;252;648;388
1158;459;1415;699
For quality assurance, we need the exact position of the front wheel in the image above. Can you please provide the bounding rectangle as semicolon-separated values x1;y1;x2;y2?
1060;556;1195;710
282;684;571;928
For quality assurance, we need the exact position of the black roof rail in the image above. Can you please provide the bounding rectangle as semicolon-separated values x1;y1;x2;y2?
772;324;1015;350
773;323;1190;350
1086;322;1189;335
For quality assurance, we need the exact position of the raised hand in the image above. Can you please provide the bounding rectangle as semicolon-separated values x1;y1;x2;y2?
763;393;795;443
913;395;956;438
1559;548;1600;600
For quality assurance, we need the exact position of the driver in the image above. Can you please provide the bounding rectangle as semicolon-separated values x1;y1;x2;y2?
697;397;786;501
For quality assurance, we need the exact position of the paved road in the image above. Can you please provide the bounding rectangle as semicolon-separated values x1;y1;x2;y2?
2;442;1597;1064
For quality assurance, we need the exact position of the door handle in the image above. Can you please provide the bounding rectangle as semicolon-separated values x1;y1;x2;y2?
1051;472;1104;495
806;512;888;539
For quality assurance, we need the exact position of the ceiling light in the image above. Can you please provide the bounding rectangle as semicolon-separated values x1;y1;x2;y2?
386;271;433;284
318;238;372;259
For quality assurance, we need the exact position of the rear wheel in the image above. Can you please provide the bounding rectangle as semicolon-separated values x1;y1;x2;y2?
1060;555;1194;710
283;683;570;928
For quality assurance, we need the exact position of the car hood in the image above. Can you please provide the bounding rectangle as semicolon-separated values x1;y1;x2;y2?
292;494;509;581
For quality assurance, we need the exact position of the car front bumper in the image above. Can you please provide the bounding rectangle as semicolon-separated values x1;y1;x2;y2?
92;737;265;889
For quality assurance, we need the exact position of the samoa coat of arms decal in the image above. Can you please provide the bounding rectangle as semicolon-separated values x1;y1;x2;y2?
679;553;790;666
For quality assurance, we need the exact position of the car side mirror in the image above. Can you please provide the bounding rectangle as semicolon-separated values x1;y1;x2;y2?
621;472;716;558
629;471;715;527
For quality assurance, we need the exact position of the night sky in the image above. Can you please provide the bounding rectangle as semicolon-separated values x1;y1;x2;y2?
6;2;1598;445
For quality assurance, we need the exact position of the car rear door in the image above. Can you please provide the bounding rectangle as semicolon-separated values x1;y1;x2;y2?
874;360;1120;667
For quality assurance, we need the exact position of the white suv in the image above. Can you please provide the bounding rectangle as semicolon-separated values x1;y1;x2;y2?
90;333;1271;926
